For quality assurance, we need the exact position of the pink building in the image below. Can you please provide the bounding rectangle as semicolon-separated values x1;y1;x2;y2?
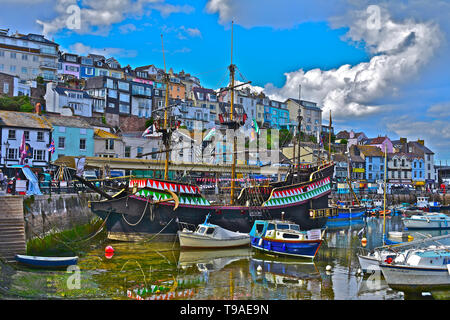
365;136;393;153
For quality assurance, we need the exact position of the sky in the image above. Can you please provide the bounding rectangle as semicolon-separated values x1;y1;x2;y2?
0;0;449;163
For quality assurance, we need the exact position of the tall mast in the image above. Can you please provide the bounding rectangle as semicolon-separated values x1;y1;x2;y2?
328;110;332;161
161;34;170;180
230;20;237;205
382;144;387;245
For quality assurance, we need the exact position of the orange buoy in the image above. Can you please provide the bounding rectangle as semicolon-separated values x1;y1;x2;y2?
361;237;367;247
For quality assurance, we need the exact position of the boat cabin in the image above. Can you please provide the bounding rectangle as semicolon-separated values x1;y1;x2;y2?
250;220;322;241
195;224;217;236
416;196;429;208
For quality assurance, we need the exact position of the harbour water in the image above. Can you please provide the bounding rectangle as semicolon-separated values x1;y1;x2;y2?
1;214;450;300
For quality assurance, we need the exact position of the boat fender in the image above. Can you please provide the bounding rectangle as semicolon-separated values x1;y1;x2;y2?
282;244;286;251
385;257;393;264
258;238;263;246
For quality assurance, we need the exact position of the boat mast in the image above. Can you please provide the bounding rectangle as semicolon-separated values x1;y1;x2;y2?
328;110;332;162
230;20;237;205
161;34;170;180
382;144;387;245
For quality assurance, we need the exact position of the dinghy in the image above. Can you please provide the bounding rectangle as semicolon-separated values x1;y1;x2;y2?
15;254;78;268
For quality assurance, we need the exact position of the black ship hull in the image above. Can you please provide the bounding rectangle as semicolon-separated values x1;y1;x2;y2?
91;190;330;241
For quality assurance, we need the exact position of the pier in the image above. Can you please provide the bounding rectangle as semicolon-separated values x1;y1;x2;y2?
0;196;26;262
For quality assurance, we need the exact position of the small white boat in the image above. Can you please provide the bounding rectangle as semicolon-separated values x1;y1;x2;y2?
357;249;396;272
380;246;450;290
402;212;450;229
178;214;250;249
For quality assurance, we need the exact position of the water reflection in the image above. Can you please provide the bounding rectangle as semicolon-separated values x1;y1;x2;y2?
6;213;450;300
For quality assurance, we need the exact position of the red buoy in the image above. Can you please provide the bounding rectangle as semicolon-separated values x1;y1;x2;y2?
105;245;114;253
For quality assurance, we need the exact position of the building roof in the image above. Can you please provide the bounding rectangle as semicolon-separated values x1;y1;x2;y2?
54;86;91;99
357;145;384;157
409;141;434;155
0;111;52;130
286;98;322;112
336;130;350;139
367;136;390;145
332;153;348;163
94;128;120;139
44;114;92;129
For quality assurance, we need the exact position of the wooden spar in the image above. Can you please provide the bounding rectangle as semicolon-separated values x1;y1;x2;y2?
161;34;170;180
73;174;113;200
230;20;237;205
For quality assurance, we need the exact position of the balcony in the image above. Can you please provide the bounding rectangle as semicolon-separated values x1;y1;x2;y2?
40;48;58;57
40;61;58;70
39;73;58;81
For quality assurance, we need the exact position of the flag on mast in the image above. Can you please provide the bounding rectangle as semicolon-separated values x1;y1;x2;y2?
203;127;216;141
19;132;27;165
48;139;55;154
142;124;156;137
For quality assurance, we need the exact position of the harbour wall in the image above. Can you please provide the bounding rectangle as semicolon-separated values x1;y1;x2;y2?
22;192;102;241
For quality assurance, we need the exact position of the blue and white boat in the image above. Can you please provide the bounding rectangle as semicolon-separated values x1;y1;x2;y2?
15;254;78;268
379;246;450;290
402;212;450;229
249;220;325;259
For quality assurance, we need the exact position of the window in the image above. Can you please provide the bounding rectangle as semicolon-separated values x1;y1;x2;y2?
8;130;15;140
80;138;86;150
108;102;115;108
125;146;131;158
118;82;129;91
368;165;372;171
3;82;9;94
105;139;114;150
37;131;44;141
33;150;45;161
6;148;17;159
24;131;29;140
80;128;87;135
58;137;65;149
21;54;28;60
108;89;117;99
404;171;407;178
0;50;4;57
33;56;39;62
119;104;130;113
85;67;94;75
58;126;66;133
10;65;16;72
137;147;143;158
0;64;3;72
10;52;16;59
119;93;130;103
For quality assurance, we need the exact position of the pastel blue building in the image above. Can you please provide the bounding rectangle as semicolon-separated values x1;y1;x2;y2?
359;146;385;183
45;115;94;160
411;156;425;183
267;100;290;130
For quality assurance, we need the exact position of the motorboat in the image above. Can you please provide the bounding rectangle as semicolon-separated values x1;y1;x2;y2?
249;219;325;259
402;212;450;229
177;214;250;249
379;246;450;290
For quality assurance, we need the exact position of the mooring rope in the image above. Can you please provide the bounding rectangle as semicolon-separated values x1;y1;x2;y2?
139;217;175;244
122;196;151;226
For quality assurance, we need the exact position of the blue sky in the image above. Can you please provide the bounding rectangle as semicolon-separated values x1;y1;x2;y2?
1;0;449;162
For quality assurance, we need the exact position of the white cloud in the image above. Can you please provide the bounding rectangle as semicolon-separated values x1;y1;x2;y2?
36;0;194;36
261;7;442;119
118;23;137;34
69;42;138;58
428;102;450;119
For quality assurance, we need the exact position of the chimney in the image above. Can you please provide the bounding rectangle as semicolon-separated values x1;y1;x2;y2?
35;103;41;115
400;137;407;144
417;139;424;146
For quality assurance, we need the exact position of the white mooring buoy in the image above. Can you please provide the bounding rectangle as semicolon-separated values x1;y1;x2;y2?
326;265;332;271
257;265;262;272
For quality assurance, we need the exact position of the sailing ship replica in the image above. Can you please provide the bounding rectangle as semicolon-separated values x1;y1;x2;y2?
89;23;336;241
